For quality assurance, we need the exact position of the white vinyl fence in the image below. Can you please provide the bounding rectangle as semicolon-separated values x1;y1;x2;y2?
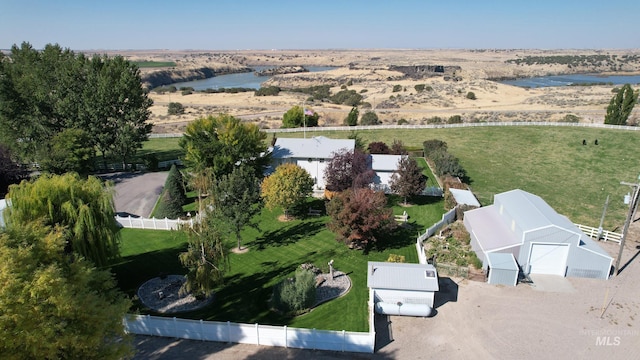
115;215;194;230
124;315;375;353
416;207;458;264
575;224;623;244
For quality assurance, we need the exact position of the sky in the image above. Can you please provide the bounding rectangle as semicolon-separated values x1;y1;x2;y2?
1;0;639;51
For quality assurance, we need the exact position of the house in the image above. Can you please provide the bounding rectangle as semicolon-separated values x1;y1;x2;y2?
270;137;403;191
271;136;355;190
367;261;439;317
463;189;612;285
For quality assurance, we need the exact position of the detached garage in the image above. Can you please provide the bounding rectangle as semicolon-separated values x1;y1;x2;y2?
367;262;439;317
463;189;613;283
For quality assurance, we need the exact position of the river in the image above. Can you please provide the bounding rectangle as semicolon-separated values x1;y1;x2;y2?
171;66;336;90
498;73;640;88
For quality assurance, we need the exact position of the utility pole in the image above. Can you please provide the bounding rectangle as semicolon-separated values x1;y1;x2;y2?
615;177;640;276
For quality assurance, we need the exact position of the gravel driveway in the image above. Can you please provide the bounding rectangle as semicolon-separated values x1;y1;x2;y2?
102;171;168;218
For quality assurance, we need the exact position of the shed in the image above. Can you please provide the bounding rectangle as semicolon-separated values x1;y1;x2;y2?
464;189;613;280
449;188;481;207
486;252;519;286
367;261;439;317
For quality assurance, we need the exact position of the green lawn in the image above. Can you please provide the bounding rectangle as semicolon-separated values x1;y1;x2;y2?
112;196;445;331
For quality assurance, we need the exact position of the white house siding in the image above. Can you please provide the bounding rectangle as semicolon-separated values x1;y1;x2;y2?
296;159;327;189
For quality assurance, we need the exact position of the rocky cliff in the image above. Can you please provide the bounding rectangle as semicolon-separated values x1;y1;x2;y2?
141;65;252;89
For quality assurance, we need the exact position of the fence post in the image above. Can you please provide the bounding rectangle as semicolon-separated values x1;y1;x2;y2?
255;323;260;345
342;329;346;352
173;317;178;338
227;321;231;343
200;319;204;341
312;328;316;350
153;217;157;230
284;325;288;348
165;217;169;230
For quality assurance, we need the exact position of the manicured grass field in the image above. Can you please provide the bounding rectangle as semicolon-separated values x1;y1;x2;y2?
112;197;445;332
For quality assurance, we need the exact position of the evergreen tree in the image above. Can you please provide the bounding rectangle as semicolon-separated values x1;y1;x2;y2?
155;164;187;219
344;107;359;126
604;84;638;125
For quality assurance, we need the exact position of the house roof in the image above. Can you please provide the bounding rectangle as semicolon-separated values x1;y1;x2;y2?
271;136;354;160
486;252;519;271
367;261;439;292
449;188;481;207
370;154;402;172
464;205;521;251
467;189;612;259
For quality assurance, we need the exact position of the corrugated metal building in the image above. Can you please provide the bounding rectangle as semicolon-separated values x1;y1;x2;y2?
463;189;612;281
367;261;439;317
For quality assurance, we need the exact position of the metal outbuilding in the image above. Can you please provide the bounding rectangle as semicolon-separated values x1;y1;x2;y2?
367;261;439;317
463;189;613;280
486;252;519;286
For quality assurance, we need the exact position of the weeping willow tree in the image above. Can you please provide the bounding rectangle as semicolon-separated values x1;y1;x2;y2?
5;173;120;267
178;217;228;298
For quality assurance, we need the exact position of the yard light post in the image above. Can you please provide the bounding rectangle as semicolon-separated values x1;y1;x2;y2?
615;176;640;276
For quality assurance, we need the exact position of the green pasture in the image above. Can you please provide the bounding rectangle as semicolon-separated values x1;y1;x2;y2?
112;196;444;332
271;126;640;229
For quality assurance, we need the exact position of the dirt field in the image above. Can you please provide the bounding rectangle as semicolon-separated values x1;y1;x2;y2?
108;49;640;133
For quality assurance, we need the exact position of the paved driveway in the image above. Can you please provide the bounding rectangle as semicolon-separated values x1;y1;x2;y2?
102;171;168;218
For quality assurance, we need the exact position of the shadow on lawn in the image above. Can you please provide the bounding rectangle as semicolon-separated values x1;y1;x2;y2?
253;219;326;249
184;262;299;324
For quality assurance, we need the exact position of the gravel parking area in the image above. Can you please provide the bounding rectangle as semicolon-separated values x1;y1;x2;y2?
102;171;168;218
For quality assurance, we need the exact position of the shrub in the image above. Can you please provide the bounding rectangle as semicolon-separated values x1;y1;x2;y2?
360;111;380;125
425;85;433;91
397;118;408;125
367;141;390;154
466;91;476;100
340;85;348;90
344;107;359;126
447;115;463;124
360;89;368;93
271;268;317;314
329;89;362;106
426;116;444;124
254;86;281;96
415;84;426;92
387;254;406;263
560;114;580;123
423;139;448;156
167;102;185;115
392;84;402;92
181;89;192;96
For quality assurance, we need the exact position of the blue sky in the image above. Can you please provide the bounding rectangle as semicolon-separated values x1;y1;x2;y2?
1;0;639;50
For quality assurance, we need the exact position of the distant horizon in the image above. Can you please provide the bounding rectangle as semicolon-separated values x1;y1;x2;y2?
2;0;639;50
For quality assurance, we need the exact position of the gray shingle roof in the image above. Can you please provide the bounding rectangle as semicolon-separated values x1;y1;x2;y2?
271;136;355;159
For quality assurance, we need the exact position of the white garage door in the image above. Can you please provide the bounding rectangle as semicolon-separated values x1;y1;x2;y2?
529;244;569;276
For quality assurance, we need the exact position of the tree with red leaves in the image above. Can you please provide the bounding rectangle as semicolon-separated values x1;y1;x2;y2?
324;149;375;192
390;156;427;205
326;188;397;249
367;141;390;154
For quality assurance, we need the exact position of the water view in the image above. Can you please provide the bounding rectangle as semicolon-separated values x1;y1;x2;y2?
499;74;640;88
171;66;337;90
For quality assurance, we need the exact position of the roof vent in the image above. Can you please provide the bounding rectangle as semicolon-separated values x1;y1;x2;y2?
425;270;436;278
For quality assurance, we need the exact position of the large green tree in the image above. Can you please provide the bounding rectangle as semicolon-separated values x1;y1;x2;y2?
604;84;638;125
282;105;319;128
39;128;95;176
0;42;153;167
211;165;263;250
261;163;314;219
180;114;270;180
155;164;187;219
0;222;132;359
5;173;120;267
